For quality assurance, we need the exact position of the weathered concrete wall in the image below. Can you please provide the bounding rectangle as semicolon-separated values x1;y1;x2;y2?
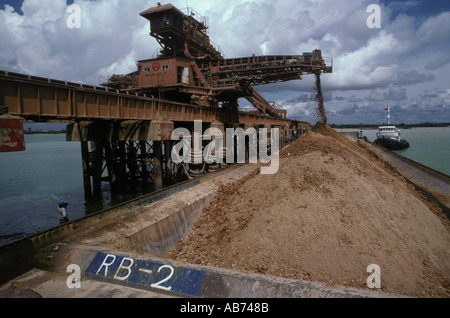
128;193;216;255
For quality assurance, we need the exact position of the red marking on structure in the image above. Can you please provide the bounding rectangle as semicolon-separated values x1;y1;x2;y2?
0;116;25;152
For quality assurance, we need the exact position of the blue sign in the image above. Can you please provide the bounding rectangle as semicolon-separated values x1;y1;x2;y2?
85;252;205;296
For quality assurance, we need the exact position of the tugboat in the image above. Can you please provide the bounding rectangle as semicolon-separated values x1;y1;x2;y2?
374;105;410;150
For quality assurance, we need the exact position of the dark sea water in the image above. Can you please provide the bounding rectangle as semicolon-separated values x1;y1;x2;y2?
0;134;147;245
361;127;450;176
0;128;449;246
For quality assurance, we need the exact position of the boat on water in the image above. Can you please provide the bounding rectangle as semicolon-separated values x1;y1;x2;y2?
374;105;410;150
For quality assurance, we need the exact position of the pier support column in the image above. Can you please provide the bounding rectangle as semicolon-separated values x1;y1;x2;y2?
80;141;92;199
163;140;173;185
104;142;119;194
92;141;104;198
118;141;128;192
152;141;163;191
140;141;149;185
127;142;138;190
66;118;183;197
147;118;174;188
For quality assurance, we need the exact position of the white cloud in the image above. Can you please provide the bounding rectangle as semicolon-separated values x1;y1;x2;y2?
0;0;154;84
0;0;449;124
418;11;450;44
396;70;435;85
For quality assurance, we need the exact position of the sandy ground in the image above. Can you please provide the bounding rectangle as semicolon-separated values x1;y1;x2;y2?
164;124;450;297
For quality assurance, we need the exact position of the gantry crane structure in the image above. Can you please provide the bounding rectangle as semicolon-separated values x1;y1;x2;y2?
103;3;332;119
0;3;332;198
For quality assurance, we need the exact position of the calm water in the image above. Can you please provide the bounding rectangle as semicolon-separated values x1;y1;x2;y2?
0;134;147;246
0;129;449;246
360;127;450;176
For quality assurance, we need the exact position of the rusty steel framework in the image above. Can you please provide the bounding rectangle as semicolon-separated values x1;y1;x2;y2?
103;3;332;118
0;3;332;199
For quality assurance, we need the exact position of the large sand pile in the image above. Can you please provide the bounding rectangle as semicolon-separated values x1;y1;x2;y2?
165;124;450;297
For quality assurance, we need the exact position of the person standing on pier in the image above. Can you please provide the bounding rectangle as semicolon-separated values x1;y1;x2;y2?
57;200;69;224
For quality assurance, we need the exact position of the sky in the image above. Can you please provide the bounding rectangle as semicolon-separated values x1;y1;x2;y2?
1;0;450;125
